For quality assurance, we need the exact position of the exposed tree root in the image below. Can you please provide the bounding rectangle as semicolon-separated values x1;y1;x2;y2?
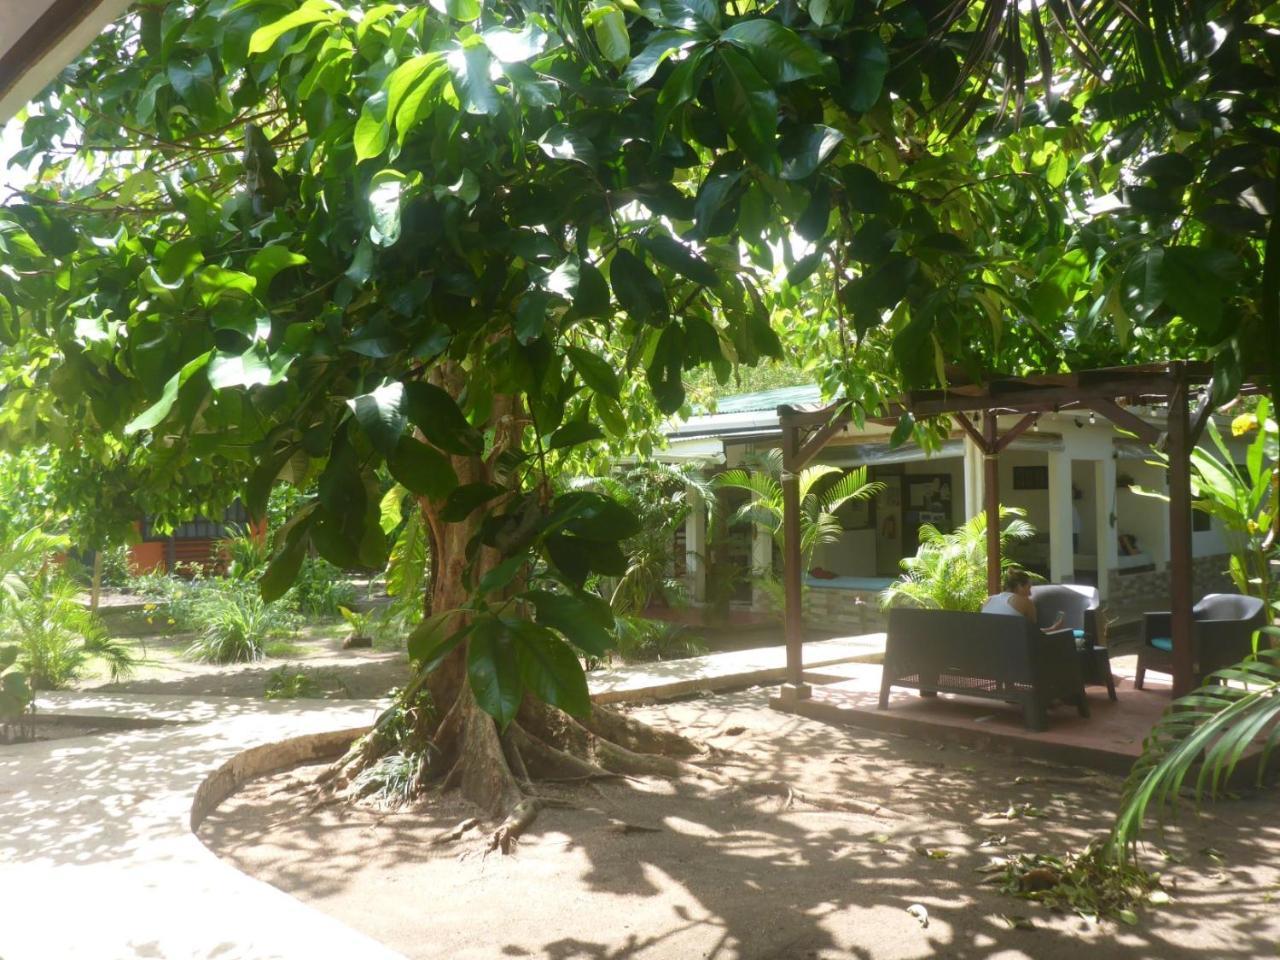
487;797;541;855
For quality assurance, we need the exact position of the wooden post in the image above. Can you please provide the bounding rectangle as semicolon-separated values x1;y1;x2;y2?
983;412;1001;596
1167;371;1195;697
780;427;809;702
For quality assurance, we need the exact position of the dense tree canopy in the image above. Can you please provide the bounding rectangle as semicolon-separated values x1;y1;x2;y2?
0;2;1276;806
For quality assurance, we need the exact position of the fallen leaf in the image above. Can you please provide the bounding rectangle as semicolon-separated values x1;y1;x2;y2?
1147;890;1170;905
1003;914;1034;930
1116;908;1139;925
906;904;929;928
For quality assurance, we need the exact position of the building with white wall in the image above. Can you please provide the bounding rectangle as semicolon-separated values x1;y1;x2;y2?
664;385;1245;631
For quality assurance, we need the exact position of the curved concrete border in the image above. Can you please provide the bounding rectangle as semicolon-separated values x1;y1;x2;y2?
191;725;368;830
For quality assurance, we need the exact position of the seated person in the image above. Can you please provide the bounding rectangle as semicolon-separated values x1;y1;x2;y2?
982;569;1064;631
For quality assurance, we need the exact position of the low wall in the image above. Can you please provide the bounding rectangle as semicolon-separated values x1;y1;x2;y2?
802;587;888;634
1105;553;1234;606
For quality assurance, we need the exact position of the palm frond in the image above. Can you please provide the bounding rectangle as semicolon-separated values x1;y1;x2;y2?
1109;633;1280;863
822;467;886;513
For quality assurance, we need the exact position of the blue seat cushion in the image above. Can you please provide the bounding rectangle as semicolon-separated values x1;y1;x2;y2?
1150;636;1173;652
1072;629;1085;640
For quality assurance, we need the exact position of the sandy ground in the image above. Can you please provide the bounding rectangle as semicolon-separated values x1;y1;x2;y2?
199;688;1280;960
79;622;412;700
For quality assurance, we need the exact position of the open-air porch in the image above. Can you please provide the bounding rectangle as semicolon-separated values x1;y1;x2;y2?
773;362;1267;750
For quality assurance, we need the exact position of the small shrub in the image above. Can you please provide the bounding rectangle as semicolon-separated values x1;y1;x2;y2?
219;525;270;580
264;665;349;700
184;582;300;664
2;573;137;688
285;556;357;617
612;615;705;663
0;643;34;731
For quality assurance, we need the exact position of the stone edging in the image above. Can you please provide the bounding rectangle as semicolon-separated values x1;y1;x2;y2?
190;725;369;830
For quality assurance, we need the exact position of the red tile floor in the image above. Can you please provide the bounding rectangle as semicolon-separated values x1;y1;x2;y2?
773;657;1172;775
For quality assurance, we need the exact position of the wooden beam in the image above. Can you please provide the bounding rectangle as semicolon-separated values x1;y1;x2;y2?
992;413;1039;454
795;416;852;472
781;454;806;693
952;412;989;452
1087;399;1161;446
1167;378;1195;698
983;413;1001;596
1187;388;1215;449
906;377;1179;417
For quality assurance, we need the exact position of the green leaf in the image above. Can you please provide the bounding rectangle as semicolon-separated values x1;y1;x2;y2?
402;381;483;454
642;235;718;286
468;617;523;729
388;437;458;501
347;381;407;456
780;125;844;181
447;41;500;116
431;0;481;21
260;512;313;603
479;555;525;594
368;169;405;246
249;3;335;54
354;91;390;163
528;590;616;657
441;482;506;522
549;420;604;449
514;622;591;717
842;163;892;214
622;29;697;89
158;237;204;284
551;491;641;541
383;52;445;122
720;19;835;85
592;3;630;69
407;612;466;667
839;31;889;113
538;124;597;167
574;262;611;318
124;351;213;434
483;23;549;62
248;246;307;292
890;411;915;447
610;248;669;325
566;346;621;399
713;48;779;173
207;343;292;389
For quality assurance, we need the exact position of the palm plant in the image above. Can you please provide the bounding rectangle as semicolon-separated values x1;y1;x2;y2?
1108;628;1280;863
714;448;884;572
881;507;1035;612
571;462;715;615
0;526;71;607
1135;399;1277;613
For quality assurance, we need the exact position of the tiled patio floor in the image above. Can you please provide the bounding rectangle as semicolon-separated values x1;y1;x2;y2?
773;656;1174;775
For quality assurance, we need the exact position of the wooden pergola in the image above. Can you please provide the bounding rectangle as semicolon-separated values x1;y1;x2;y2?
776;361;1264;702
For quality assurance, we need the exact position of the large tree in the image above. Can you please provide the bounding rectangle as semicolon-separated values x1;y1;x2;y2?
1;0;1273;844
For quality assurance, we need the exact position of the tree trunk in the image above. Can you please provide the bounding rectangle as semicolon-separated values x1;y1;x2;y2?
90;550;103;613
325;364;710;847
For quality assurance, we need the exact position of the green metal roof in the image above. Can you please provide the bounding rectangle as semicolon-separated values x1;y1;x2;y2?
701;384;823;415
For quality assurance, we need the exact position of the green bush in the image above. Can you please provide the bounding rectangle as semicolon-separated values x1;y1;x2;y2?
612;615;705;663
2;573;137;688
0;643;33;725
285;556;357;618
183;581;301;664
264;665;349;700
219;525;271;580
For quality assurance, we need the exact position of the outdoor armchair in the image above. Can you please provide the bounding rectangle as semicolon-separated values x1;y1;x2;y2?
879;607;1089;731
1031;584;1116;701
1135;593;1267;691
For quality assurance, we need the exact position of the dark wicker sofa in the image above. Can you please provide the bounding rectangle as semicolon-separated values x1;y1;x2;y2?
878;607;1090;731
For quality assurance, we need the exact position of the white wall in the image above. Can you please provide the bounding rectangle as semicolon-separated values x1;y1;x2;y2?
1114;459;1169;563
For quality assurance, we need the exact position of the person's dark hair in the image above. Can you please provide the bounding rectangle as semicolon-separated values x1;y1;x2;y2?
1002;568;1032;592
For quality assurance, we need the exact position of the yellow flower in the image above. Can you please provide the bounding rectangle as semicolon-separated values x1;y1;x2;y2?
1231;412;1258;437
143;602;157;612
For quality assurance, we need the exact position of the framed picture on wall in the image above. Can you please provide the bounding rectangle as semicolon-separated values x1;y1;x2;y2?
1012;465;1049;490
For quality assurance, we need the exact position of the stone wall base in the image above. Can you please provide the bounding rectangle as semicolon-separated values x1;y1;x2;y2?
1104;553;1234;606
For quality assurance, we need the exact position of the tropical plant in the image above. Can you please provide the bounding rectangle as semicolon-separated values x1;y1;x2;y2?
0;643;34;728
716;448;883;572
264;664;349;700
881;508;1036;612
219;525;272;580
573;463;712;616
379;484;429;626
2;571;137;688
1108;627;1280;863
338;604;377;643
184;582;301;664
284;556;357;619
0;526;71;608
1136;399;1278;612
612;615;706;664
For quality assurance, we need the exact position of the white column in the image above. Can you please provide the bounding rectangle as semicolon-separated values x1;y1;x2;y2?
1094;458;1118;599
1047;450;1074;584
751;495;774;611
962;433;984;520
685;485;707;604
